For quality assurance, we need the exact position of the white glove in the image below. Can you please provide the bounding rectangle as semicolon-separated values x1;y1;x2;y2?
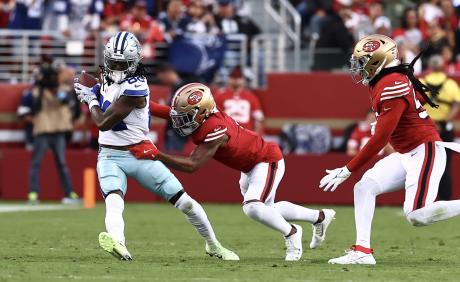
319;166;351;192
74;82;100;110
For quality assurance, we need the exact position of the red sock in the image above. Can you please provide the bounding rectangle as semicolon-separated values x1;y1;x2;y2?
352;245;374;254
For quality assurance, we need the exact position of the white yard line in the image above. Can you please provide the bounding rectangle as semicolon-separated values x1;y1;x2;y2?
0;204;82;213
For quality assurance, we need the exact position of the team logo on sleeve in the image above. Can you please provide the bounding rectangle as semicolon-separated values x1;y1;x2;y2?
187;91;203;105
362;41;380;52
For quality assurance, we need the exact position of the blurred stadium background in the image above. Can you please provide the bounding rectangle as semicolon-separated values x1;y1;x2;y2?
1;0;460;206
4;1;460;281
0;0;460;204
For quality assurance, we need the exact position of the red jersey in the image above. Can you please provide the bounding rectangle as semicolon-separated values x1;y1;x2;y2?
347;72;440;171
192;111;282;172
214;88;264;131
370;72;440;153
348;122;373;150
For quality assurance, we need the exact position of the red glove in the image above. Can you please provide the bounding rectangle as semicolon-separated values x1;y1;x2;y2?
128;140;159;160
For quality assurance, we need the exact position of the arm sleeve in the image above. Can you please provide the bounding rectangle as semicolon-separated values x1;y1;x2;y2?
149;100;170;120
346;98;407;171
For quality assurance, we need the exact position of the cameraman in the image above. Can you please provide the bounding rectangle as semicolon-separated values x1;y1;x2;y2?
26;64;80;204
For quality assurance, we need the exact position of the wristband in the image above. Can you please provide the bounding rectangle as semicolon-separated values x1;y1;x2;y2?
88;99;100;111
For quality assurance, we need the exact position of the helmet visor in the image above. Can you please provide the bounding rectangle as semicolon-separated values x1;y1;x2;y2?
170;109;200;136
104;56;132;72
350;56;370;84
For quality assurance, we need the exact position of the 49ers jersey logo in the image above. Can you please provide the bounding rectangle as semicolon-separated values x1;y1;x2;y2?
187;91;203;105
362;40;380;52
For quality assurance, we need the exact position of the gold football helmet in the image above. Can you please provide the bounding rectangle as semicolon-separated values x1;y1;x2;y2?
350;34;399;85
170;82;216;136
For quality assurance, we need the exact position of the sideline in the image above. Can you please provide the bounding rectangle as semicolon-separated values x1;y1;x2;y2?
0;203;82;213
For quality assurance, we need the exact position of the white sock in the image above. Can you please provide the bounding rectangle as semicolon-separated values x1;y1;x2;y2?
407;200;460;226
274;201;320;224
354;178;381;249
105;193;125;245
243;201;292;236
174;193;218;247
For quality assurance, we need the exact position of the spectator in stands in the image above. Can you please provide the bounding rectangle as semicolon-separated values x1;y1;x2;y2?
393;7;422;55
421;54;460;200
397;41;422;75
156;63;189;153
420;21;452;69
158;0;186;42
215;0;260;40
313;1;353;70
8;0;44;30
179;0;219;35
101;0;128;34
215;66;264;134
383;0;414;29
121;0;164;59
439;0;458;31
294;0;327;36
368;1;391;36
441;45;460;74
347;110;392;156
0;0;14;28
43;0;103;40
120;0;155;41
418;0;444;39
27;64;80;204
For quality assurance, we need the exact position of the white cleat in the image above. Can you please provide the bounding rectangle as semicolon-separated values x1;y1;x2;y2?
310;209;336;249
205;241;240;261
284;224;303;261
98;232;133;261
328;246;376;265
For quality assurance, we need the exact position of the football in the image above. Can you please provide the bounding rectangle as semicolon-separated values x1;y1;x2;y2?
77;71;99;88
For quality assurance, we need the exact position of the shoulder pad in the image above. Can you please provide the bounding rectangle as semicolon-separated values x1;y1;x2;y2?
377;74;411;102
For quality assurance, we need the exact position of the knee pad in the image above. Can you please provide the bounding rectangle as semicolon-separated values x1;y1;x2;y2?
242;201;264;220
354;178;381;197
174;192;195;214
406;210;430;227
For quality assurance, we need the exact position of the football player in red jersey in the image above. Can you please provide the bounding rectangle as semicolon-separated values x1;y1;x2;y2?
321;34;460;265
149;83;336;261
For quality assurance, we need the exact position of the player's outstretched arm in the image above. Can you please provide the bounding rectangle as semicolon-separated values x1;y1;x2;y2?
157;135;228;173
91;96;145;131
150;100;171;120
320;98;407;192
346;98;407;172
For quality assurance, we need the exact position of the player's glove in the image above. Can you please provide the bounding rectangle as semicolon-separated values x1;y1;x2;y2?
74;82;100;110
128;140;159;160
319;166;351;192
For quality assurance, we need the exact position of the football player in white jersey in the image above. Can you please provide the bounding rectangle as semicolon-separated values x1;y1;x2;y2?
74;31;238;261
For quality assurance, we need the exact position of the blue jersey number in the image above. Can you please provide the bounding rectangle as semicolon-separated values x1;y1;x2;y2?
127;76;145;84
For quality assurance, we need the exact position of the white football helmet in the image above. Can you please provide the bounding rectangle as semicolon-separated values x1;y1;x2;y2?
104;31;142;83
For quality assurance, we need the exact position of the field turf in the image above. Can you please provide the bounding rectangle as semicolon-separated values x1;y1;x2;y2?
1;203;460;281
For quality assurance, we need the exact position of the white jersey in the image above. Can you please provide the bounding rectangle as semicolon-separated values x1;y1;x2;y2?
98;75;150;146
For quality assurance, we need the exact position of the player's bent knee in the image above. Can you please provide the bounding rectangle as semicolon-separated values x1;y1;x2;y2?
242;201;263;220
406;210;430;227
354;178;381;197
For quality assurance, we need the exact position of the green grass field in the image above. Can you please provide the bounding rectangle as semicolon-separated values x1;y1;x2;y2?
1;203;460;282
